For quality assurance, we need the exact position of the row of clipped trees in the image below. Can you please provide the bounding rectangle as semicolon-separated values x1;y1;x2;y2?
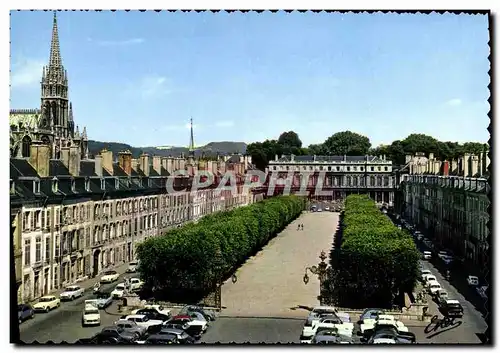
326;195;420;309
137;195;306;302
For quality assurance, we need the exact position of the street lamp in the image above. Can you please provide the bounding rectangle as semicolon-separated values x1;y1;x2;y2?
303;250;329;305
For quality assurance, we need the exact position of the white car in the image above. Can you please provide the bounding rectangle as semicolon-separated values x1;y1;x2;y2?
325;206;330;211
301;315;354;343
423;251;432;260
123;314;164;328
427;280;442;295
33;296;60;313
425;275;437;285
129;278;144;291
360;315;408;334
132;304;172;317
467;275;479;286
420;270;432;280
59;285;84;301
126;261;139;273
111;283;126;298
100;270;120;283
82;305;101;326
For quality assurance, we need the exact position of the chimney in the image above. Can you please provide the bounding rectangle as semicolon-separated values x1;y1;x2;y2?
433;160;441;175
462;153;470;177
131;158;139;171
69;144;81;176
153;155;162;175
429;153;434;160
94;155;103;177
451;159;458;174
161;157;167;171
479;152;484;176
471;155;479;177
118;150;132;175
61;146;70;168
275;154;278;161
383;154;386;161
101;149;113;175
313;155;316;162
166;157;174;174
28;141;50;177
179;158;186;171
443;160;450;176
140;153;150;176
291;154;295;161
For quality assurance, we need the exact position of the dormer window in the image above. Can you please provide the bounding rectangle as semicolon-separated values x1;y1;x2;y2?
100;178;105;190
148;178;152;187
115;178;120;190
71;179;76;193
52;178;59;193
33;180;41;194
85;178;90;192
10;180;15;194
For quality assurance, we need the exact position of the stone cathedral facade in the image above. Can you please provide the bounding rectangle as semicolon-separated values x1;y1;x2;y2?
10;12;89;161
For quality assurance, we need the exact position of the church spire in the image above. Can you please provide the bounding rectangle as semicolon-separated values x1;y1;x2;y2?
49;11;62;68
188;117;195;158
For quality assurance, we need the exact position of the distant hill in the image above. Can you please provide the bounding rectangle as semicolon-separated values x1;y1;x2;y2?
87;140;247;159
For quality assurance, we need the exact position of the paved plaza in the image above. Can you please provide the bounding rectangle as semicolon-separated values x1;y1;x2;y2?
220;211;339;318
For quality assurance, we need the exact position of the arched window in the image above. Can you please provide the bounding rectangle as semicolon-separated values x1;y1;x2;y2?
21;136;32;158
370;176;376;186
346;176;351;186
377;176;382;186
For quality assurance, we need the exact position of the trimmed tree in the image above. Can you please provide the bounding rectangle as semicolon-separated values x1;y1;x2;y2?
327;195;420;309
137;195;305;302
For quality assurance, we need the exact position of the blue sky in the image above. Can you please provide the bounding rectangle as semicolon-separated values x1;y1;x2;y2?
10;11;490;148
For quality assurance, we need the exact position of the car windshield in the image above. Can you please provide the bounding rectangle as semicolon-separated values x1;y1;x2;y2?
65;287;77;291
104;271;116;275
130;262;138;265
85;309;99;315
116;285;125;290
39;297;53;302
97;292;110;298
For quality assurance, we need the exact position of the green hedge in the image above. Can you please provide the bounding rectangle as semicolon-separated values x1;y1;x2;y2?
137;195;305;298
327;195;420;308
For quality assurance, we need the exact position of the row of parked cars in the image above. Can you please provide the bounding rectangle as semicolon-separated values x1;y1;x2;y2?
420;266;464;318
300;306;416;344
78;305;216;344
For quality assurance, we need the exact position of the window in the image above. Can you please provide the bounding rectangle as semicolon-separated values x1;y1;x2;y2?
327;166;331;171
85;179;90;192
370;167;374;172
100;178;105;190
24;239;31;266
41;211;45;230
33;180;40;194
71;179;76;192
384;166;388;171
23;213;29;230
336;166;340;171
54;236;60;258
86;228;91;247
45;238;50;262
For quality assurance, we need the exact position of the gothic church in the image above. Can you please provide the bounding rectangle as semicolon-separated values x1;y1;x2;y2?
10;12;89;160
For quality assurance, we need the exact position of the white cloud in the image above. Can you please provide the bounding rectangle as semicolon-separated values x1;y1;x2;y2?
445;98;462;106
88;37;144;46
10;58;44;88
215;120;234;128
161;122;199;132
140;75;171;98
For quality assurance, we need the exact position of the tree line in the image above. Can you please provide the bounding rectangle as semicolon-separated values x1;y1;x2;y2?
325;195;420;309
136;195;305;302
246;130;488;170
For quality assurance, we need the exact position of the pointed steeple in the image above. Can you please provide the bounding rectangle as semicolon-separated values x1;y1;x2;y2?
69;102;73;121
188;117;195;158
49;11;62;68
82;126;87;140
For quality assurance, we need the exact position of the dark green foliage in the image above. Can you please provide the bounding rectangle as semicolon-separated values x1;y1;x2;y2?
327;195;420;309
136;196;306;299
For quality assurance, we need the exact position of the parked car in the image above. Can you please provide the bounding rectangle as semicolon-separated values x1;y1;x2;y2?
82;305;101;327
100;270;120;284
301;314;354;343
155;328;196;344
161;322;198;338
170;314;208;333
111;283;126;299
467;275;479;286
60;285;85;301
180;305;216;321
133;304;172;317
165;317;204;339
135;308;171;322
357;308;385;325
433;289;449;302
324;206;330;211
439;299;464;318
96;326;138;343
437;251;449;260
33;295;60;313
136;333;178;345
114;319;148;337
360;314;408;335
364;325;416;344
311;329;353;344
424;275;437;284
123;314;165;329
420;270;432;281
427;281;442;296
18;304;35;324
128;278;144;291
126;261;139;273
422;251;432;260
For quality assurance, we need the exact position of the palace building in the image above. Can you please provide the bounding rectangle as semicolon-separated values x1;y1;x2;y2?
265;154;396;204
10;13;255;303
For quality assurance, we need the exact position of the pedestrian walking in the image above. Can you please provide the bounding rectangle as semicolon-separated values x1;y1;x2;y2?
297;224;300;231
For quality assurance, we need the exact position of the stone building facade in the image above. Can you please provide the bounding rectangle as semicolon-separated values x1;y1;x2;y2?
398;151;490;268
266;154;396;204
